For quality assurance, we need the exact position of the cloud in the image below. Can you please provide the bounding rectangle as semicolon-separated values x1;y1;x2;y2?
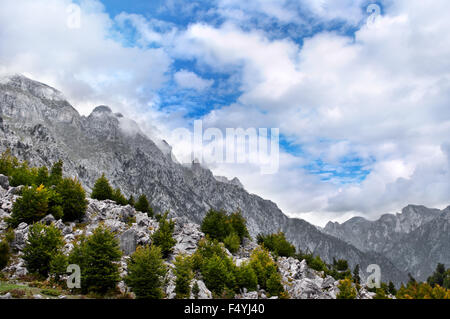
0;0;171;116
0;0;449;226
174;69;213;91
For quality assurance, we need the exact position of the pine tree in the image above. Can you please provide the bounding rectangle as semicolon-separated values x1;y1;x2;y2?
353;264;361;284
112;188;128;206
128;195;135;207
23;222;64;277
9;185;50;227
336;278;357;299
56;177;87;222
69;226;122;294
125;245;167;299
49;160;63;186
0;239;10;270
35;166;49;186
91;173;113;201
151;212;176;258
174;255;193;299
388;281;397;295
134;194;152;217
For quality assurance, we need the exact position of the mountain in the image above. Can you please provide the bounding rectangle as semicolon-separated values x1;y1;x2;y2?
0;74;408;284
324;205;450;281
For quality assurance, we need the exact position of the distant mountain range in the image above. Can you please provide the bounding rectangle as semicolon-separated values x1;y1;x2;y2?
324;205;450;281
1;74;447;285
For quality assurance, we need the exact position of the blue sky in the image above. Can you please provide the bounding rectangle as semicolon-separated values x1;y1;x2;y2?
1;0;449;226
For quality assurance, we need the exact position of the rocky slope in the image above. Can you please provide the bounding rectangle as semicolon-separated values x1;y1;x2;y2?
0;74;407;284
0;175;378;299
324;205;450;281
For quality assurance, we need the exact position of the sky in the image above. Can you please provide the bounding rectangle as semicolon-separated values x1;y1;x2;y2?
0;0;449;226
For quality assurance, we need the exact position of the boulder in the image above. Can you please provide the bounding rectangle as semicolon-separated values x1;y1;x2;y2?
0;174;9;189
40;214;56;225
120;229;138;255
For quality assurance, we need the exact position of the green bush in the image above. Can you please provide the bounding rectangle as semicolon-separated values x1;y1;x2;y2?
200;210;250;252
9;162;36;187
49;253;68;282
56;177;88;222
257;232;296;257
0;240;10;269
35;166;49;187
23;222;64;277
125;245;167;299
201;210;232;242
0;149;19;176
151;212;176;258
127;195;135;207
134;194;152;217
90;173;114;201
69;226;122;294
48;160;63;186
249;246;285;297
112;188;128;206
223;232;240;254
337;278;357;299
202;254;235;296
9;185;50;227
228;211;250;242
192;238;237;296
235;262;258;292
173;255;193;299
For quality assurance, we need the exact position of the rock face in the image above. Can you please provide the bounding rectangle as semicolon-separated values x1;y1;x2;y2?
324;205;450;281
0;74;408;284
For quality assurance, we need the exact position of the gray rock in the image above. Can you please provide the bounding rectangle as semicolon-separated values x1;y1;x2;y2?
0;292;12;299
40;214;55;225
120;229;138;255
0;174;9;189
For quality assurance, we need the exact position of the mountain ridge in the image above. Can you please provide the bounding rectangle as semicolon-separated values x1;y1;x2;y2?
0;74;409;284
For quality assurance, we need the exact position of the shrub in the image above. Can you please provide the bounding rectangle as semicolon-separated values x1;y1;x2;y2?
23;222;64;277
56;177;88;222
192;281;200;299
249;246;285;296
91;173;113;201
134;194;152;217
200;210;250;251
9;185;55;227
125;245;167;299
0;149;19;176
9;162;35;187
202;254;234;296
151;212;176;258
48;160;63;186
201;210;232;242
69;226;122;294
49;253;68;282
228;211;250;242
223;233;240;254
127;195;135;207
112;188;128;206
235;262;258;292
337;278;357;299
173;255;193;299
256;232;296;257
192;238;237;296
0;240;10;269
35;166;49;187
266;271;284;296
